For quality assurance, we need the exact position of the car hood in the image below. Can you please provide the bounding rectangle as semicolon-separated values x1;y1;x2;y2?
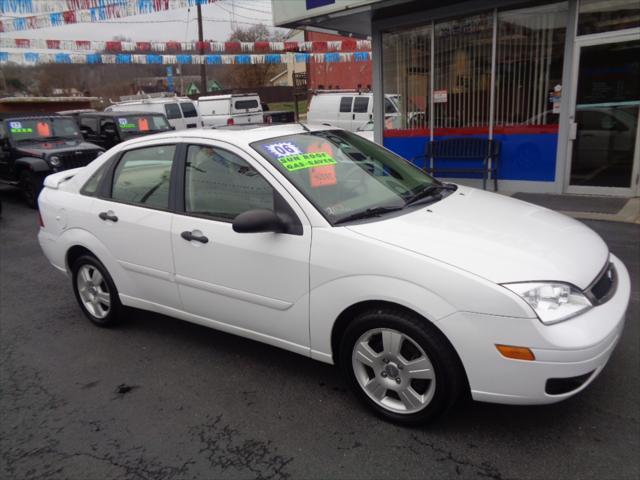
346;187;608;289
16;139;101;157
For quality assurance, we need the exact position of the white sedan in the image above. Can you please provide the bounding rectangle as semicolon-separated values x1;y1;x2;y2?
38;125;630;424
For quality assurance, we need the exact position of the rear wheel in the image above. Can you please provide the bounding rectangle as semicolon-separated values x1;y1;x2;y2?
340;307;465;425
71;254;123;327
19;170;42;209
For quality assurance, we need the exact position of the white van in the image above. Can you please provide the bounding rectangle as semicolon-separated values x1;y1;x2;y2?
306;92;400;131
197;94;263;127
105;96;202;131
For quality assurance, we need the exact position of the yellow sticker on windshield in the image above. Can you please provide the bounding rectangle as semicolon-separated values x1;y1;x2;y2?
279;152;336;172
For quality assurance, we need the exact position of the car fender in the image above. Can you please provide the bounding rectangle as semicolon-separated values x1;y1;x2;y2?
309;274;457;364
55;227;137;300
16;156;50;173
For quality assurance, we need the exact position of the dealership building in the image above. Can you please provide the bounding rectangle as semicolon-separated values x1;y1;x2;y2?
273;0;639;197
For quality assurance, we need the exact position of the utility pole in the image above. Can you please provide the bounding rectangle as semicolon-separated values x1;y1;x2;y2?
197;4;207;94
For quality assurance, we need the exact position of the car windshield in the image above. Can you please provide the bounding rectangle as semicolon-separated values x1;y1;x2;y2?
251;130;440;224
7;118;81;141
115;115;171;135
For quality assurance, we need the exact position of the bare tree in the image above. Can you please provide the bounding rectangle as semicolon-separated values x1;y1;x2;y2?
225;24;285;88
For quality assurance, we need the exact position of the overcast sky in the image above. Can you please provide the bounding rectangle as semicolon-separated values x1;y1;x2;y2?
0;0;289;46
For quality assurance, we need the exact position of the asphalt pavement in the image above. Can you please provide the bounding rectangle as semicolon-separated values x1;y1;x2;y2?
1;186;639;480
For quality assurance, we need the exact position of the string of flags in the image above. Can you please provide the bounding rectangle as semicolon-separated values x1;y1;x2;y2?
0;51;372;65
0;0;218;31
0;38;372;53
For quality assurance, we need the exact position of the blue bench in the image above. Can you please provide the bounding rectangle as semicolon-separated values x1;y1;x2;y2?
415;138;500;191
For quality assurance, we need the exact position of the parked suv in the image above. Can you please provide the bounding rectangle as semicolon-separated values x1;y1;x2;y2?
197;93;263;127
0;114;103;207
105;96;202;130
74;112;172;150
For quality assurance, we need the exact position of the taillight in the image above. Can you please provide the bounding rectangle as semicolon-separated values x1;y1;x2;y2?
227;118;234;126
38;210;44;228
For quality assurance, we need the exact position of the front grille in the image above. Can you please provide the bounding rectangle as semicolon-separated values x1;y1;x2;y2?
60;150;99;169
585;262;617;305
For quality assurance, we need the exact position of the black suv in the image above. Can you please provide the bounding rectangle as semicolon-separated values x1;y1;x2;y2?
75;111;173;150
0;115;103;207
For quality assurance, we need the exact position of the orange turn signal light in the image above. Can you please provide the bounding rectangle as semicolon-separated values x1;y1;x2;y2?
495;344;535;361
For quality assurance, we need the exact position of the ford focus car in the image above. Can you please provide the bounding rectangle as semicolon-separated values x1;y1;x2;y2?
37;125;630;424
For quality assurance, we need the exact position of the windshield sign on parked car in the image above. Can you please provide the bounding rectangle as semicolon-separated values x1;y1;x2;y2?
115;115;171;135
252;130;440;224
8;118;82;141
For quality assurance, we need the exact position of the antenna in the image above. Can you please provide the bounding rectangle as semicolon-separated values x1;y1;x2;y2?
298;122;310;132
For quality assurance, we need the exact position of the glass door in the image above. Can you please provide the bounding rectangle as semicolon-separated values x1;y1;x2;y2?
567;33;640;195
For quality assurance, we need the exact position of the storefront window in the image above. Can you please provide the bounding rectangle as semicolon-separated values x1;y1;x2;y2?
433;14;493;130
578;0;640;36
382;26;431;132
495;3;568;128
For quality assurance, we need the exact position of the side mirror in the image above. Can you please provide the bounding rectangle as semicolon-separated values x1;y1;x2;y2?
232;209;286;234
79;126;91;137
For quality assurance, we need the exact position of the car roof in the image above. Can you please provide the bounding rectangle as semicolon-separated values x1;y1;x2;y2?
119;123;336;148
79;111;166;118
199;93;259;101
0;113;71;120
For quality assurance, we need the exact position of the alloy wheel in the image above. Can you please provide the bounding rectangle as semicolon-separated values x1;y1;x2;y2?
76;264;111;319
351;328;436;414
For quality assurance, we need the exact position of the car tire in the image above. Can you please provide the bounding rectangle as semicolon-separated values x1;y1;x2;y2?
19;170;42;209
71;254;124;327
339;307;465;425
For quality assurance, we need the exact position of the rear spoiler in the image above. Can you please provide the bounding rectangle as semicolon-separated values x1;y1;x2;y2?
43;168;83;189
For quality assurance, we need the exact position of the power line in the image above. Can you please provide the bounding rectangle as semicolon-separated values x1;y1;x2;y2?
215;2;270;21
224;1;271;15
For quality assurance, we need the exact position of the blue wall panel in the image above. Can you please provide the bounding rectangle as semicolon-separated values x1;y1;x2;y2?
383;133;558;182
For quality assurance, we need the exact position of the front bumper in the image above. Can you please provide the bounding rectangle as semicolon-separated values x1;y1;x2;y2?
436;254;631;405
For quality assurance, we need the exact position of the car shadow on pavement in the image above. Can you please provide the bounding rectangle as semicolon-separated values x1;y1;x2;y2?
121;306;592;434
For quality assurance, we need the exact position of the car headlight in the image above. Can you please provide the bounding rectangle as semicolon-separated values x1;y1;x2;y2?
503;282;592;325
48;155;61;167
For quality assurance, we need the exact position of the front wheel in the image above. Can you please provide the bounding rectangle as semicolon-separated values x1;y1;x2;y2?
72;254;123;327
20;170;43;209
340;307;465;425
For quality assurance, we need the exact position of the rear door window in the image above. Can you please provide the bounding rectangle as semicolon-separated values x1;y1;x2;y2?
339;97;353;113
234;99;260;110
164;103;182;120
180;102;198;118
111;145;176;209
353;97;369;113
79;116;99;134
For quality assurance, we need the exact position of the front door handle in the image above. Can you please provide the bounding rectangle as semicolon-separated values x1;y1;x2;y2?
98;211;118;222
181;230;209;244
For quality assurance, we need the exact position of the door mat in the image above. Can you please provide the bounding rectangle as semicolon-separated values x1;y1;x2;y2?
512;193;628;214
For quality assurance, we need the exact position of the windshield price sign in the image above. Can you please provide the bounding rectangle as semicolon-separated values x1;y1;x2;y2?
278;152;337;172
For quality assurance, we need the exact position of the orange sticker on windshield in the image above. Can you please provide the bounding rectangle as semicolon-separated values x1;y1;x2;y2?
37;122;51;136
310;165;337;188
138;117;149;131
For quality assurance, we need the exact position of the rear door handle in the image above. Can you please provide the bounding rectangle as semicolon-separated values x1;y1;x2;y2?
181;230;209;244
98;211;118;222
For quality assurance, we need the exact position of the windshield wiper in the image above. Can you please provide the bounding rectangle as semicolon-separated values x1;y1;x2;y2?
43;135;74;141
404;183;457;207
334;206;404;225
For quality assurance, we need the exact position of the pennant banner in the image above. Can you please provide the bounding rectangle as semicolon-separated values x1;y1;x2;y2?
0;0;218;31
1;51;371;65
0;37;372;53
